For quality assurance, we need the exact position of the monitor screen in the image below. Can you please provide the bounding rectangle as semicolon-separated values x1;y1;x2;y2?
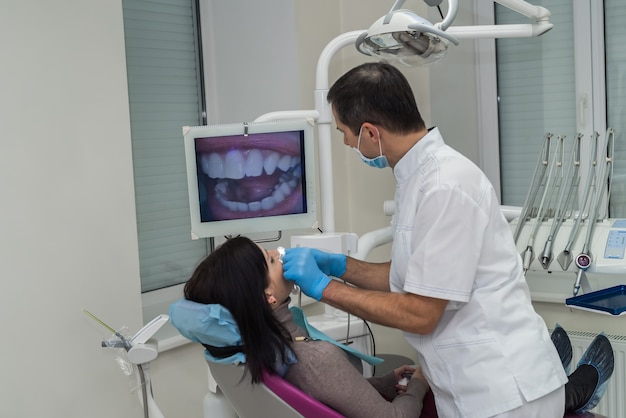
183;119;317;239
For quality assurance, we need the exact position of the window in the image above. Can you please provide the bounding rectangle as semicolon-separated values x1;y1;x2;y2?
604;0;626;215
496;0;575;206
493;0;624;216
122;0;208;293
123;0;303;296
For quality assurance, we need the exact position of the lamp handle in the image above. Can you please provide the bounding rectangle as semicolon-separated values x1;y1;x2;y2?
439;0;458;31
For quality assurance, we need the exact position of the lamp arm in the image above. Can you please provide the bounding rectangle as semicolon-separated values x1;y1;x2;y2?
391;0;406;11
436;0;553;39
314;30;364;233
446;22;552;39
495;0;551;21
254;110;320;123
315;31;364;95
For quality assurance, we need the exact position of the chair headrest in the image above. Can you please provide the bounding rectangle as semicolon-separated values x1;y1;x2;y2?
169;299;297;376
169;298;246;364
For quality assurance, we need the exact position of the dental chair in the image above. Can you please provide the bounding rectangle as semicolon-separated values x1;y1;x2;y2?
210;355;607;418
170;298;441;418
208;361;344;418
209;360;443;418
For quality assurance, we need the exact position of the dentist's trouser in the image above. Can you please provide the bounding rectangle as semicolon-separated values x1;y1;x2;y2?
491;385;565;418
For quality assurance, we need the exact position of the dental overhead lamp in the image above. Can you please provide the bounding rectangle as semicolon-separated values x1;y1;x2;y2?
356;0;553;66
256;0;553;234
356;0;459;66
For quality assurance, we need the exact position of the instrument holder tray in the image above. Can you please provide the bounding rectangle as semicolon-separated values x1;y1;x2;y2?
566;285;626;316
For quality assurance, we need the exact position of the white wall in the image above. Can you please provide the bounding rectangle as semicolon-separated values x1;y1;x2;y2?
0;1;145;417
201;0;301;124
428;2;481;163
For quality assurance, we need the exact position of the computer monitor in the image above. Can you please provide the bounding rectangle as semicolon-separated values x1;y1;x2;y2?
183;119;317;239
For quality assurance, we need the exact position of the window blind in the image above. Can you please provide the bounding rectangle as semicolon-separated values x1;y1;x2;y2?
495;1;576;206
605;0;626;217
122;0;207;292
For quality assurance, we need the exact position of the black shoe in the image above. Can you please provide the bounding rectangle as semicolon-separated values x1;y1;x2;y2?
565;364;598;412
551;324;573;374
572;333;614;413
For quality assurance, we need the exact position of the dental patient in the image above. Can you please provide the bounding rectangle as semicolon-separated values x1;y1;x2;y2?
171;236;430;418
170;236;614;418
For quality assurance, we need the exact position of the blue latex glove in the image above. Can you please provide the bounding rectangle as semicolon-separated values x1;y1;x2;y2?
308;248;347;278
282;248;332;301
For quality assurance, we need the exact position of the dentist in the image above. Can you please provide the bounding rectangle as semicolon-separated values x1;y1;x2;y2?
282;62;568;418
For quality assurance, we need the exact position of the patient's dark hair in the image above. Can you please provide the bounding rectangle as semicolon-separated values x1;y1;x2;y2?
184;236;293;383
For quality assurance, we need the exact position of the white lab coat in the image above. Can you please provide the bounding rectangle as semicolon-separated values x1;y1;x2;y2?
389;128;567;418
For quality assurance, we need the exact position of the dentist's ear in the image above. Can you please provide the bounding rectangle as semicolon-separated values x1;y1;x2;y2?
361;122;381;143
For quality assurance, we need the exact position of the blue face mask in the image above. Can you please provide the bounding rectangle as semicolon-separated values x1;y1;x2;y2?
353;126;389;169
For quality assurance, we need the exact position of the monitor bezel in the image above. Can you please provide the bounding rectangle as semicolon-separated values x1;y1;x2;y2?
182;119;317;239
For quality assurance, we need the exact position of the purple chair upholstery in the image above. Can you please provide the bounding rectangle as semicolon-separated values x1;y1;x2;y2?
262;370;344;418
208;361;345;418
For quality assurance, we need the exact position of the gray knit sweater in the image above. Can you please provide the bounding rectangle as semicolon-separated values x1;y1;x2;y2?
275;302;427;418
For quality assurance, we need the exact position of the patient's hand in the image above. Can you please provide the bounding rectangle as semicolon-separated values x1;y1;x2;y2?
394;365;428;394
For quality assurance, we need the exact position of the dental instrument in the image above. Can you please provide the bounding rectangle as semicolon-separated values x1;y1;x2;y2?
522;133;561;273
557;133;599;271
539;134;581;269
510;128;626;309
513;133;552;243
573;130;614;296
278;246;302;297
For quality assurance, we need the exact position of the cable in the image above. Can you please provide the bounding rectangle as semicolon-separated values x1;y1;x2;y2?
343;310;351;346
363;319;377;375
138;364;149;418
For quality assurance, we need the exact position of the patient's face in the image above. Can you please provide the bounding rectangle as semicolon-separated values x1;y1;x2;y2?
259;245;293;307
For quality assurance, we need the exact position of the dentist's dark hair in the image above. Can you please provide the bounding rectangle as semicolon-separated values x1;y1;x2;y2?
327;61;426;136
184;236;293;383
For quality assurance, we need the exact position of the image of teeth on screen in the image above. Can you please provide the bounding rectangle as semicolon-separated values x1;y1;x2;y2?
197;131;304;220
183;120;317;239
